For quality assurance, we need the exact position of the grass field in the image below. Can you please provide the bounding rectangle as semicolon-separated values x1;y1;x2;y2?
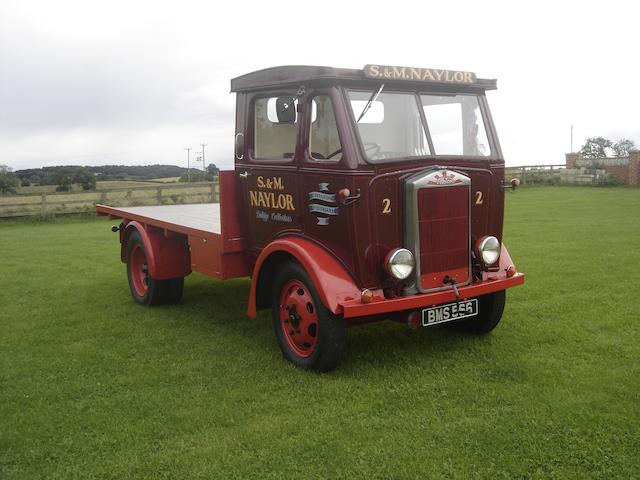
15;180;163;194
1;187;639;479
1;182;216;218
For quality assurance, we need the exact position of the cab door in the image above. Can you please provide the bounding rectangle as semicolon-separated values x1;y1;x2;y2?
236;91;303;257
297;89;358;273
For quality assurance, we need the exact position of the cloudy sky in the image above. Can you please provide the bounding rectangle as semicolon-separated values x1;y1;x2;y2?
1;0;638;171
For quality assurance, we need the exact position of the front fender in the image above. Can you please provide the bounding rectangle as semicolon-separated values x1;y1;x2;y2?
482;243;518;281
247;237;362;318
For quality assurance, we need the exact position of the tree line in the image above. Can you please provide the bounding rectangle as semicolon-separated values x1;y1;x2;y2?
0;164;219;195
579;137;636;158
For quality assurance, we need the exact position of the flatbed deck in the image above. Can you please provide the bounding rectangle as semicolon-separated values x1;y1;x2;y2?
96;203;221;237
97;196;247;280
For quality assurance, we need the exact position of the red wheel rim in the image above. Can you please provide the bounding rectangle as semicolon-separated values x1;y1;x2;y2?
130;244;149;297
279;280;318;358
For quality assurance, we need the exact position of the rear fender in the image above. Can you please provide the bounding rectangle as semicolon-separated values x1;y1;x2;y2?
122;221;191;280
248;237;362;318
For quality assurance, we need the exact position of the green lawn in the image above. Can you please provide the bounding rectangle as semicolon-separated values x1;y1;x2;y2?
1;187;639;479
15;180;161;194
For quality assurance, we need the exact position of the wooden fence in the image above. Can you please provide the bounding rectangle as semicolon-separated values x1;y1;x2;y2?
504;164;566;185
504;164;617;185
0;181;219;218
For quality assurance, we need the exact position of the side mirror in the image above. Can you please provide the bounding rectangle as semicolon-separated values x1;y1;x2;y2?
275;96;296;123
501;178;520;192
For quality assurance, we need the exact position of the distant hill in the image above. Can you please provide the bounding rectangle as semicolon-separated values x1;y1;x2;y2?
16;164;190;183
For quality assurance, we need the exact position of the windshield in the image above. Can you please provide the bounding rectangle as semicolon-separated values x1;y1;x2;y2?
348;89;491;162
348;90;428;161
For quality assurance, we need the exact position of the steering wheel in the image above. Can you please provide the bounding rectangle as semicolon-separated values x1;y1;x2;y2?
325;148;342;160
326;142;381;160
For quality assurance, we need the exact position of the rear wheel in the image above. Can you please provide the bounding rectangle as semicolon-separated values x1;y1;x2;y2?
126;231;166;306
450;290;506;334
272;262;346;372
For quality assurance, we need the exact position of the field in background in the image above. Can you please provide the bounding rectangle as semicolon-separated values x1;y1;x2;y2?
1;181;218;218
504;164;617;185
16;180;163;194
5;167;634;218
148;177;181;183
1;187;639;478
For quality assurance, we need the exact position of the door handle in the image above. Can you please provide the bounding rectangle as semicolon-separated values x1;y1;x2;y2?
239;171;251;179
235;133;244;160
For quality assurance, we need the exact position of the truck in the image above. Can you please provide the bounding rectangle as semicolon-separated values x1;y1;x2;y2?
97;64;525;372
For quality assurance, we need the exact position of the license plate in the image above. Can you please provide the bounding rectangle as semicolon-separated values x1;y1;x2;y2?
422;299;478;327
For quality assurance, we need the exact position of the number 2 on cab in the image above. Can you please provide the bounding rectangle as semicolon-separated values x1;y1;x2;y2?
382;198;392;214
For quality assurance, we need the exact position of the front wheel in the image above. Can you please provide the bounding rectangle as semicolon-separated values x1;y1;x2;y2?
272;262;346;372
450;290;506;334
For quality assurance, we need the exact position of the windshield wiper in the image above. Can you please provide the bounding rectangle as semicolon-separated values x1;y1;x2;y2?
356;83;384;123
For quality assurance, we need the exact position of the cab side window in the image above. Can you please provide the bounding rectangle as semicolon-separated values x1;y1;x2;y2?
253;96;298;160
309;95;342;161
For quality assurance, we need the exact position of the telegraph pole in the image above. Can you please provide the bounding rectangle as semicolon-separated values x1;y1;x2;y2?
200;143;207;172
184;147;192;182
570;125;574;152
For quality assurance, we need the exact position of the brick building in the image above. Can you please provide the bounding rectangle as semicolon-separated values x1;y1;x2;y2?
565;150;640;186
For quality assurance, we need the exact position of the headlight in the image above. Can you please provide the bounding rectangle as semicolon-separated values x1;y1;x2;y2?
476;236;500;265
384;248;415;280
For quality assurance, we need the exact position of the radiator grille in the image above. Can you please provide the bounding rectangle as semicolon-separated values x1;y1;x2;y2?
417;185;470;290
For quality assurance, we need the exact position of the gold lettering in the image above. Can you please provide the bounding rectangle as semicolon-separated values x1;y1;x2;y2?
392;66;407;79
272;177;283;190
382;198;392;214
367;64;380;78
364;65;477;84
285;194;295;211
249;190;258;206
256;176;264;188
250;190;295;211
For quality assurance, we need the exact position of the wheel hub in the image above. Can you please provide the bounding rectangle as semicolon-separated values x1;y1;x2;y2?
279;280;318;358
130;244;149;296
287;305;301;331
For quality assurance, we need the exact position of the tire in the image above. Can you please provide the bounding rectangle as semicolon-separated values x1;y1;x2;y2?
271;261;347;372
450;290;506;334
125;230;166;306
163;277;184;305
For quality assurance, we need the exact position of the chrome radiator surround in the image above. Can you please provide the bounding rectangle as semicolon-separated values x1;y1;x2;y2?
403;167;472;295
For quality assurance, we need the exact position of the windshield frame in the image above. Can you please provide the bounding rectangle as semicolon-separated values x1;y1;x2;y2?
344;86;499;164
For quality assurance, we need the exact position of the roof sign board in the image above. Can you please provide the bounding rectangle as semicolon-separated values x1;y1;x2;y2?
364;64;477;84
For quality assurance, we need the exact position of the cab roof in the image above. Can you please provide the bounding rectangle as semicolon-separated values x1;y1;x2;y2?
230;65;497;93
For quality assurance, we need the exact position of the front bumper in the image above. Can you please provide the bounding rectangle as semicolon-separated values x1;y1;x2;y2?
339;273;524;319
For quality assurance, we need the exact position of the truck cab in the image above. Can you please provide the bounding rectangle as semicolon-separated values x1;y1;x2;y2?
98;64;524;372
233;65;522;335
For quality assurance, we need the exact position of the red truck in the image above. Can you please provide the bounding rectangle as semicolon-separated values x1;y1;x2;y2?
97;64;524;372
